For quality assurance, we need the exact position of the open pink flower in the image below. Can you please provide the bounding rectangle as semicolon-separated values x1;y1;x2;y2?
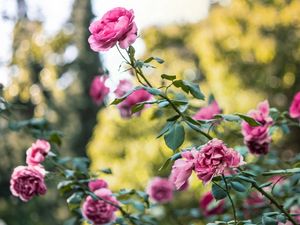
10;165;47;202
89;76;110;105
88;7;138;51
114;79;133;97
169;150;197;190
194;139;244;184
26;139;51;166
289;91;300;119
199;192;225;216
147;177;174;204
82;188;119;225
193;100;221;120
241;100;273;155
88;179;108;192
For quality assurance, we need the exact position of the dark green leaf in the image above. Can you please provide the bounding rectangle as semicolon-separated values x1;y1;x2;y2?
235;113;261;126
262;215;278;225
231;181;247;192
131;103;145;114
211;183;227;200
142;87;162;95
164;123;185;151
182;80;205;100
100;168;112;174
161;74;176;80
157;121;175;138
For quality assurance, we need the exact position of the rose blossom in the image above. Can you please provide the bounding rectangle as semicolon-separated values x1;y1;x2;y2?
114;79;133;97
289;91;300;119
199;191;225;216
194;139;244;184
241;100;273;155
118;89;152;118
169;150;197;190
10;165;47;202
193;100;221;120
26;139;51;166
146;177;174;204
88;7;138;51
89;76;110;105
82;188;119;225
88;179;108;192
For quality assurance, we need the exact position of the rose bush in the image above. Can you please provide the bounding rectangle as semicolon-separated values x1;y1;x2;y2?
5;6;300;225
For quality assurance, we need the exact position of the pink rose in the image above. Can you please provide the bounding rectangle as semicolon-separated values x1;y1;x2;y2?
10;165;47;202
147;177;174;204
26;139;51;166
193;100;221;120
199;192;225;216
169;150;197;190
241;100;273;155
88;179;108;192
114;79;133;97
194;139;244;184
118;89;152;118
289;91;300;119
89;76;110;105
88;7;138;51
82;188;119;225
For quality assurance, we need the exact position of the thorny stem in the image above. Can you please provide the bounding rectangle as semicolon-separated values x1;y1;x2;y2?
222;175;238;225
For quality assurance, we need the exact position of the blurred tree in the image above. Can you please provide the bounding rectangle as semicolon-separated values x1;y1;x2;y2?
0;0;103;224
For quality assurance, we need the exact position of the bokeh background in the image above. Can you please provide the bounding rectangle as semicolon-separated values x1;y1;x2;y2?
0;0;300;224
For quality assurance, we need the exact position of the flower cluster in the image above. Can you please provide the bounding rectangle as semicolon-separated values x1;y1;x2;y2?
170;139;244;188
89;75;110;105
10;139;50;201
241;100;273;155
82;179;119;225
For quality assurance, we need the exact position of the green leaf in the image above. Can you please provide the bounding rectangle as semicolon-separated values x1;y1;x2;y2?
142;86;162;95
259;182;273;189
57;180;73;194
67;192;83;210
63;217;77;225
100;168;112;174
157;121;176;138
159;158;171;171
182;80;205;100
131;103;145;114
64;169;75;179
144;56;164;64
262;215;278;225
231;181;247;192
164;123;185;151
161;74;176;80
211;183;227;200
110;87;142;105
235;113;261;126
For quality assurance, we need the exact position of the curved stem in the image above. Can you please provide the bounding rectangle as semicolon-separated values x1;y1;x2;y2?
252;182;297;225
222;175;237;225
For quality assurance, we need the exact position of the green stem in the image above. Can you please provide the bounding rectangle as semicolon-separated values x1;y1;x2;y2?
222;175;237;225
251;182;298;225
123;48;213;140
